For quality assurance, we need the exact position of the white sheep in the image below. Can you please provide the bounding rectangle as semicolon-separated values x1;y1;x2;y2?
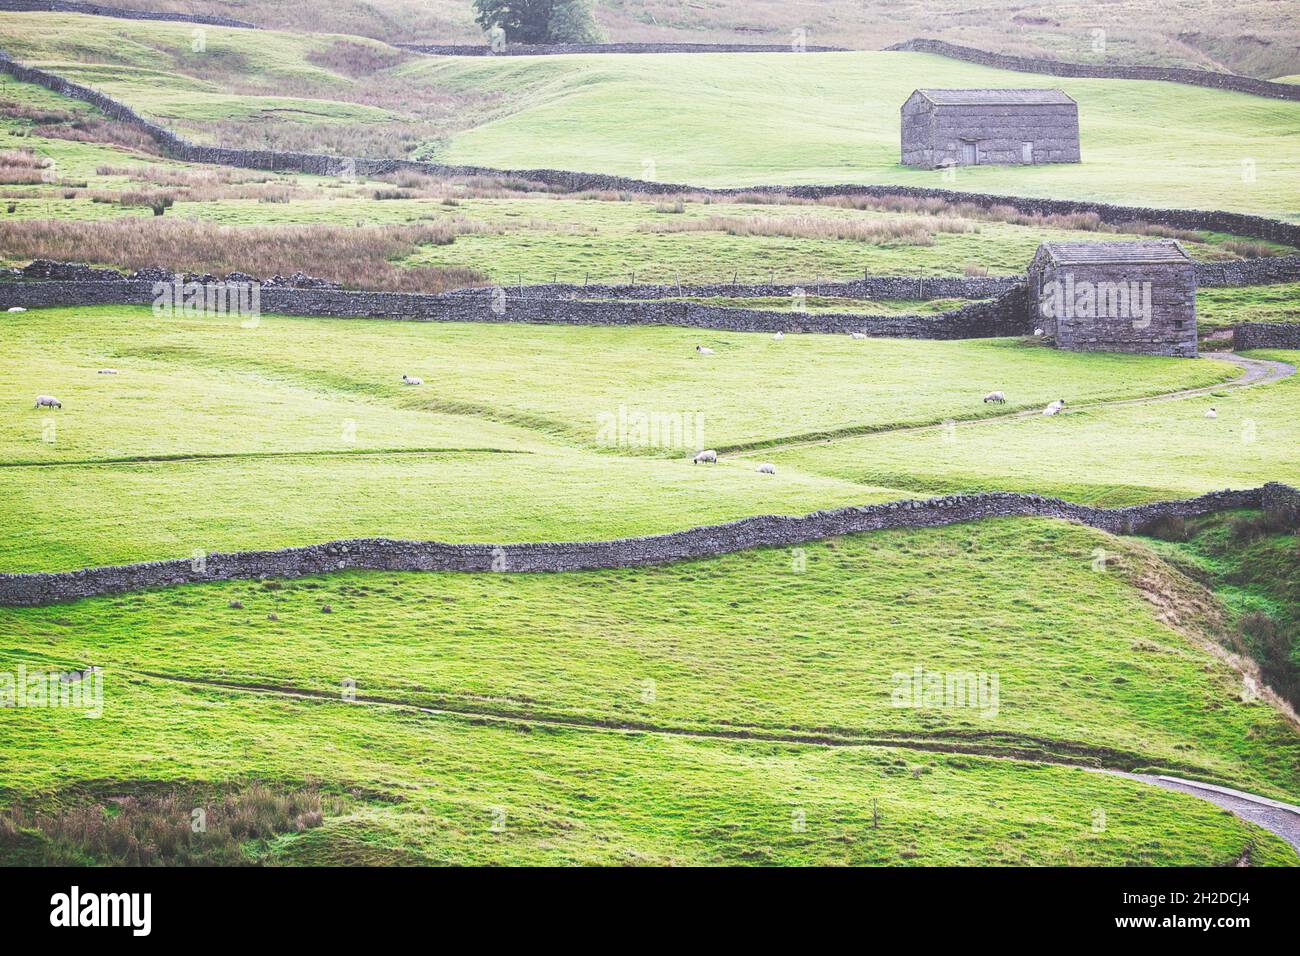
1205;407;1218;419
692;449;718;465
1042;398;1065;416
772;331;784;341
401;373;423;385
34;394;62;410
97;368;118;375
756;463;776;475
1033;327;1044;337
695;345;714;355
7;306;25;313
983;391;1006;404
850;332;867;340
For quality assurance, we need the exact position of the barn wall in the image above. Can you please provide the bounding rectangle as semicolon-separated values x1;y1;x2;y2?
1029;259;1198;357
930;103;1081;167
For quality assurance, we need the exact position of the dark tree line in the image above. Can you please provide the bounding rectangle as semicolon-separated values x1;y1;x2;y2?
472;0;601;45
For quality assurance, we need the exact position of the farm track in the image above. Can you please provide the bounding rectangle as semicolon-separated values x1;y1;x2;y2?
128;667;1300;855
722;353;1296;459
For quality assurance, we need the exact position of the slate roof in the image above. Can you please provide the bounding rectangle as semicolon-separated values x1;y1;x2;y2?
1037;240;1192;266
911;88;1076;106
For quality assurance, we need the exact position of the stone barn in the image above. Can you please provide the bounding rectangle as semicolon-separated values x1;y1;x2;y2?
900;89;1081;168
1028;240;1198;357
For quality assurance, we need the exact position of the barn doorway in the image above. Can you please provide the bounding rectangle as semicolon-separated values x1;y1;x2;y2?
1022;142;1034;163
960;141;978;165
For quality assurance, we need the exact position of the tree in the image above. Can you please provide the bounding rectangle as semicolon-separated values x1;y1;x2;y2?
547;0;601;43
472;0;601;45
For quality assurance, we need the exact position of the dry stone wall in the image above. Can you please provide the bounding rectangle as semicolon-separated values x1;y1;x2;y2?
0;279;1033;337
0;485;1283;606
399;42;845;55
888;38;1300;102
1232;323;1300;351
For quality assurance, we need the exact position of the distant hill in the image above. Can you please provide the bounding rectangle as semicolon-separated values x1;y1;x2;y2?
84;0;1300;78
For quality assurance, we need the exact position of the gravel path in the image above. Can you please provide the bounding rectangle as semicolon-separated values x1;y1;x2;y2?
1107;772;1300;855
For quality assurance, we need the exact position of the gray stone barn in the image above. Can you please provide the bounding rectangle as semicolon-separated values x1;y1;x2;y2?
1028;240;1198;357
900;89;1081;168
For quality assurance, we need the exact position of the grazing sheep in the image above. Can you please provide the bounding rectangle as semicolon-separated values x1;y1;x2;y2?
850;332;867;340
1033;327;1044;337
772;331;784;341
756;463;776;475
97;368;118;375
695;345;714;355
34;394;61;410
692;449;718;465
983;391;1006;404
401;373;423;385
1205;407;1218;419
7;306;25;313
1042;398;1065;416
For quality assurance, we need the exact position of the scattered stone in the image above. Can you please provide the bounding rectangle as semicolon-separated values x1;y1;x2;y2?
322;604;333;614
228;600;244;609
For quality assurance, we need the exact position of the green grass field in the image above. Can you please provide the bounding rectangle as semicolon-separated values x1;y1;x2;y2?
2;518;1296;865
765;349;1300;505
0;305;1248;571
2;10;1299;868
3;14;1300;216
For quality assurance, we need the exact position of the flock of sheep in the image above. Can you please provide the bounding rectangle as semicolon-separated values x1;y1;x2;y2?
22;341;1220;466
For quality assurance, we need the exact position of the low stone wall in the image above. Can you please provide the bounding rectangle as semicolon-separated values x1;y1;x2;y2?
888;38;1300;102
1264;483;1300;523
0;280;1032;337
1195;256;1300;287
0;0;256;28
399;42;845;56
485;274;1021;301
1233;323;1300;351
0;485;1280;606
3;50;1299;252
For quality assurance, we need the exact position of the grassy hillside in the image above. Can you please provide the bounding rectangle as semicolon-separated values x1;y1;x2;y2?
767;349;1300;506
1;518;1296;865
415;51;1300;214
91;0;1300;77
3;665;1291;865
3;15;1299;216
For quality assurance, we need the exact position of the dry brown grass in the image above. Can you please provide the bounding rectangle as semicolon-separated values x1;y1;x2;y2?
0;218;492;291
1223;239;1277;259
0;782;346;865
90;165;328;203
0;99;163;155
640;213;975;245
0;147;51;185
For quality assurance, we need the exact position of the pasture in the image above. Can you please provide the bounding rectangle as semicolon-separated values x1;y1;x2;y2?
1;14;1299;215
1;7;1298;870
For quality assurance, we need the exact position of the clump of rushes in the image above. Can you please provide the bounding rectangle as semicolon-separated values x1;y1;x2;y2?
0;218;492;292
0;783;346;866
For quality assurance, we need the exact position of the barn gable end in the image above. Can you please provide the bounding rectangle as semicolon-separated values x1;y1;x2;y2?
1028;240;1198;357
